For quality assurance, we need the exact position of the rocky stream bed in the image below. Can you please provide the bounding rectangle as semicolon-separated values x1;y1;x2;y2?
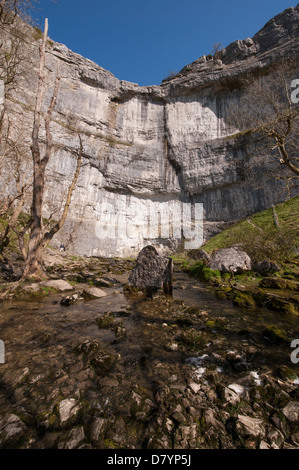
0;257;298;449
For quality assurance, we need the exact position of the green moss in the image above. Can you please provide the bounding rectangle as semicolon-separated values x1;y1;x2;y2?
274;365;297;381
89;350;119;376
268;297;298;315
252;289;269;307
232;291;256;309
177;328;207;351
263;325;289;344
103;438;118;449
259;277;298;290
188;262;221;283
206;317;228;329
96;314;115;329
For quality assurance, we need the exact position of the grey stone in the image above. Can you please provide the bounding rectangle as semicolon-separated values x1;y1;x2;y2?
126;246;173;295
187;249;210;263
57;398;81;427
209;248;252;273
58;426;85;449
0;414;28;448
254;260;281;275
235;415;265;439
204;409;226;433
282;402;299;423
82;287;107;299
90;417;109;444
41;279;74;292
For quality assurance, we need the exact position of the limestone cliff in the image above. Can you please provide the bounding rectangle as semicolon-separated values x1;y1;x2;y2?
0;5;298;257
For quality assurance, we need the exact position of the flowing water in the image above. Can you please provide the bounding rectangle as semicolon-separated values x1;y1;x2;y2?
0;267;298;448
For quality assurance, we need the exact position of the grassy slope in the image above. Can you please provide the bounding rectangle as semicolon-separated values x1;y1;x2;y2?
202;195;299;262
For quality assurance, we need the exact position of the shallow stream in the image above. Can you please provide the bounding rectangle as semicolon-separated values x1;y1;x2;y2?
0;267;298;448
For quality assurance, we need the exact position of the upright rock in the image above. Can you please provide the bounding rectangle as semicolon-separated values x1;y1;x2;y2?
125;246;173;295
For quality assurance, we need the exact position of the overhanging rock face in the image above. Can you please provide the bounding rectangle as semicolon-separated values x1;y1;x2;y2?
0;5;298;257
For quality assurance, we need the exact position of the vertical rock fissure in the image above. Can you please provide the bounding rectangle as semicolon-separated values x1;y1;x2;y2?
162;102;186;198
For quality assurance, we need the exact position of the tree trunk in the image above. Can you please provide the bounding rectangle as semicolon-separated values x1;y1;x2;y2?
22;19;48;279
22;162;46;278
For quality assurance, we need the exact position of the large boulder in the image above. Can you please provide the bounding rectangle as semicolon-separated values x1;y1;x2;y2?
187;249;210;264
125;246;173;295
209;248;252;274
254;260;280;275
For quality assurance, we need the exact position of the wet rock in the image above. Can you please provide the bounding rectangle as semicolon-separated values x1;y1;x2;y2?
2;367;30;388
164;341;179;352
232;291;256;309
254;261;281;275
259;277;298;291
57;425;85;449
174;424;198;449
89;350;120;377
112;323;127;343
226;351;250;372
147;433;172;449
209;248;252;274
60;293;83;306
56;398;81;428
41;279;74;292
274;366;298;381
188;382;201;394
282;402;299;423
267;426;285;448
90;417;110;445
187;249;210;263
95;278;114;288
100;377;119;387
96;314;115;329
228;384;246;397
82;287;107;299
267;297;298;315
259;440;271;449
75;339;101;355
224;387;241;406
263;325;289;344
0;414;29;449
125;246;173;295
235;415;265;440
204;409;226;433
177;329;207;350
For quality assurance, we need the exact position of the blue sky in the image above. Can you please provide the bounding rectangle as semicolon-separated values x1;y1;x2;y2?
35;0;297;86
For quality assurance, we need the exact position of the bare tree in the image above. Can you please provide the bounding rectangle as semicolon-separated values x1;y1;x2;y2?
22;19;83;279
0;2;32;257
211;42;224;57
226;59;299;185
0;0;36;25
